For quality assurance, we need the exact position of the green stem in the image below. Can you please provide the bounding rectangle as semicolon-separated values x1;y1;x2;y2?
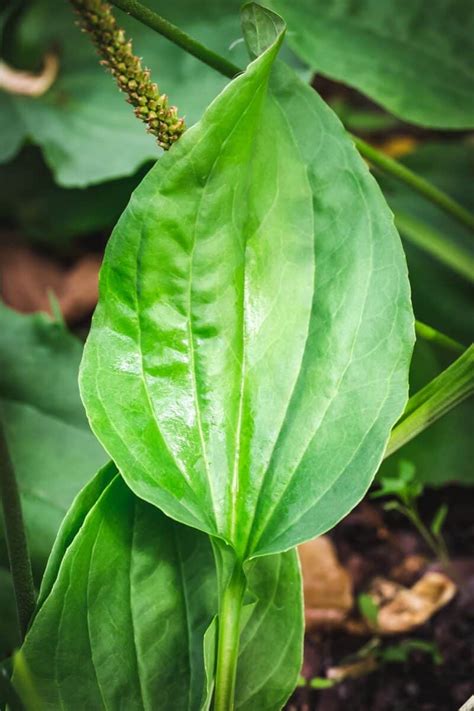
415;320;465;354
395;211;474;283
0;413;36;641
214;562;246;711
401;505;450;567
109;0;239;78
353;136;474;233
110;1;474;235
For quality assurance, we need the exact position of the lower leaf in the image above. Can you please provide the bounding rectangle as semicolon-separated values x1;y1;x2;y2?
15;470;302;710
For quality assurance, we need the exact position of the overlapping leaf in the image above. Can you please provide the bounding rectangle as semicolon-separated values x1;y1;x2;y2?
268;0;474;128
80;12;413;560
0;305;106;575
16;467;302;710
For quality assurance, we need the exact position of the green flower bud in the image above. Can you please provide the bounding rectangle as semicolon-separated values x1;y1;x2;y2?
70;0;185;149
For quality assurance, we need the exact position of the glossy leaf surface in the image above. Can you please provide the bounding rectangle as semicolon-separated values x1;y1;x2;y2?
0;305;106;575
269;0;474;128
17;470;302;710
81;24;414;559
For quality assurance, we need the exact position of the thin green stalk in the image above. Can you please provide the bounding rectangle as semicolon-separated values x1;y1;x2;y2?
214;562;246;711
0;413;36;641
385;344;474;458
434;530;450;565
110;1;474;235
415;320;464;354
353;136;474;233
109;0;239;78
402;505;449;565
395;211;474;283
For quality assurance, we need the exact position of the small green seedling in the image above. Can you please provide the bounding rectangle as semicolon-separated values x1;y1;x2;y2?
358;593;380;629
381;639;443;666
372;460;450;564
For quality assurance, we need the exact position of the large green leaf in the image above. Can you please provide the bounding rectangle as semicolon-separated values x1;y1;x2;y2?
16;469;302;710
80;23;413;560
0;304;106;576
268;0;474;128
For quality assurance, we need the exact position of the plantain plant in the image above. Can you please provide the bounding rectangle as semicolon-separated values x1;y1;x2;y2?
2;1;471;709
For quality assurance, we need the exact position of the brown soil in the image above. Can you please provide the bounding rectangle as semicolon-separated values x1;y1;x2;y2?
287;486;474;710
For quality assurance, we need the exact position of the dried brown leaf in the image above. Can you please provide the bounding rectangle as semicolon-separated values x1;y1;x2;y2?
299;536;353;631
377;571;456;634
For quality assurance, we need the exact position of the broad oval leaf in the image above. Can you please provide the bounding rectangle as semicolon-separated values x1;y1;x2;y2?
268;0;474;129
0;304;106;575
16;469;302;710
80;27;414;559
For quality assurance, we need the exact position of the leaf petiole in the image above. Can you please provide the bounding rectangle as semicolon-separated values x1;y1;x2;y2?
214;562;247;711
414;320;464;355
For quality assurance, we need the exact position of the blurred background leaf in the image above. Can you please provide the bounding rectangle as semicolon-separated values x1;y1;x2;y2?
0;304;106;577
379;141;474;342
0;147;150;246
0;0;248;186
378;141;474;487
0;568;20;659
269;0;474;128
